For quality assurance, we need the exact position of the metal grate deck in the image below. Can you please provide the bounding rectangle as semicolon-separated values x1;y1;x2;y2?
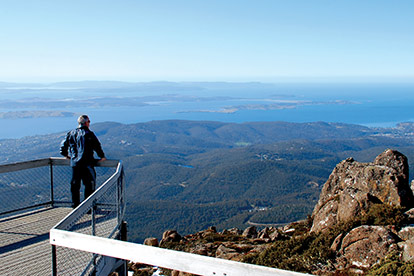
0;207;72;276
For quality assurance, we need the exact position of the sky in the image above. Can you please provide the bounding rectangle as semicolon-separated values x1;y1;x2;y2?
1;0;413;83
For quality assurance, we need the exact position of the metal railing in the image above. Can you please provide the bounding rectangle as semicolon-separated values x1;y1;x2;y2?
1;158;311;276
51;230;311;276
50;159;126;276
0;157;125;276
49;160;311;276
0;157;117;216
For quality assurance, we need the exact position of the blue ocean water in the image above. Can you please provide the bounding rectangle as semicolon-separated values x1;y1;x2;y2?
0;82;413;139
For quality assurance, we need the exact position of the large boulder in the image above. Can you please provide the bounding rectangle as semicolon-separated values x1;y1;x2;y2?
311;149;413;232
242;226;258;239
215;244;239;260
402;238;414;262
336;225;399;271
143;237;159;247
398;226;414;241
160;229;182;245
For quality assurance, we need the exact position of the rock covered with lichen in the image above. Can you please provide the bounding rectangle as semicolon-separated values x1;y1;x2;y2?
311;149;413;233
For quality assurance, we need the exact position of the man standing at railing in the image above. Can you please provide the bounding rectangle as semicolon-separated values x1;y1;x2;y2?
60;115;107;208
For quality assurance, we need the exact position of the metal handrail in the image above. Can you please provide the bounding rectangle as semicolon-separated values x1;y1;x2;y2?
50;159;311;276
0;158;54;216
52;161;123;231
0;157;125;275
1;157;310;275
50;230;311;276
49;159;125;276
0;157;121;216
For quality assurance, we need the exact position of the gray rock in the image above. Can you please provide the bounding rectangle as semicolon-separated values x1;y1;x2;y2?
311;149;413;233
405;208;414;223
242;226;258;238
330;233;344;252
337;225;398;270
398;226;414;241
143;237;159;247
227;227;242;235
215;244;239;260
402;238;414;262
269;230;282;241
258;227;270;239
160;229;182;245
189;245;209;256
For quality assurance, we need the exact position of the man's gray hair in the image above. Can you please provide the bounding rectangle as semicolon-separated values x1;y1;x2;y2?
78;115;90;126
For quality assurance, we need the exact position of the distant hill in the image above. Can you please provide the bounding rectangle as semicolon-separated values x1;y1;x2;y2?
1;120;414;242
139;150;414;276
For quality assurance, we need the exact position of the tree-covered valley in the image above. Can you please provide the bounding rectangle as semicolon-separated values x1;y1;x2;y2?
2;120;414;242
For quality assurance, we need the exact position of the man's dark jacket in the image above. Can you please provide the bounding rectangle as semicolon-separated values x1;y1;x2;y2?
60;126;105;167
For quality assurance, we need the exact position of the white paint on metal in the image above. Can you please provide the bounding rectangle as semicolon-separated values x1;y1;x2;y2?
50;229;311;276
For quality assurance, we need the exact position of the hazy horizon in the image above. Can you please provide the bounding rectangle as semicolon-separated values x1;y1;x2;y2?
1;81;413;139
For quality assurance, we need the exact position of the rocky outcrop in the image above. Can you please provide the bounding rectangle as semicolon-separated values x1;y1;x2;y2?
242;226;258;238
335;226;399;271
143;237;159;247
160;229;182;245
160;225;284;260
311;149;413;233
215;244;240;260
130;149;414;276
402;238;414;262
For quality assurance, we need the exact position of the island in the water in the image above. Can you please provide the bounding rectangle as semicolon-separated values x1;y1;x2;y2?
0;111;76;119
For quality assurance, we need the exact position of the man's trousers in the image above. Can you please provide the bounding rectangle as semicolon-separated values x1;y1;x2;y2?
70;165;96;208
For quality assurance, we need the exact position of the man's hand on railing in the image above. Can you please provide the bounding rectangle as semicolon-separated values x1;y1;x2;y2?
98;158;107;162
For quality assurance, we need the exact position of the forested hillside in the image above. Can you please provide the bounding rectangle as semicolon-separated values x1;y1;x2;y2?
1;120;414;242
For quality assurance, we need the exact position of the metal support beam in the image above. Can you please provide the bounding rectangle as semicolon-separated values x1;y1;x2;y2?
52;245;57;276
50;162;54;208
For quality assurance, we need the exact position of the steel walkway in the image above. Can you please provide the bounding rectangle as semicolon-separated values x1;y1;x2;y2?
0;207;72;276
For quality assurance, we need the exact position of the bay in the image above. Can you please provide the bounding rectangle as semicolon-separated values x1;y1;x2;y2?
0;82;413;139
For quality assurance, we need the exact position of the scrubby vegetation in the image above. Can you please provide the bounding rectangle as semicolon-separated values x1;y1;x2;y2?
366;252;414;276
245;203;409;274
144;203;413;275
361;203;407;227
244;220;344;273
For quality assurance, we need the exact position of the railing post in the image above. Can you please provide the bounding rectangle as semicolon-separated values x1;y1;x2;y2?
116;177;120;225
49;161;54;208
91;199;97;275
117;221;128;276
92;201;96;236
122;168;125;217
121;221;127;241
116;166;124;225
118;167;125;224
51;245;57;276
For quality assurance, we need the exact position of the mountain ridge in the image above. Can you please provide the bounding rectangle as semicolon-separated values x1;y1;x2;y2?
137;149;414;276
1;120;414;243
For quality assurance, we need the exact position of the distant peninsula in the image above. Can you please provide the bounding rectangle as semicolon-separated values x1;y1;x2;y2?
0;111;76;119
178;100;355;114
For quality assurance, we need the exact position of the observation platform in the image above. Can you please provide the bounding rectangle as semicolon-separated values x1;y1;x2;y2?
0;158;125;276
0;157;310;276
0;207;72;275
